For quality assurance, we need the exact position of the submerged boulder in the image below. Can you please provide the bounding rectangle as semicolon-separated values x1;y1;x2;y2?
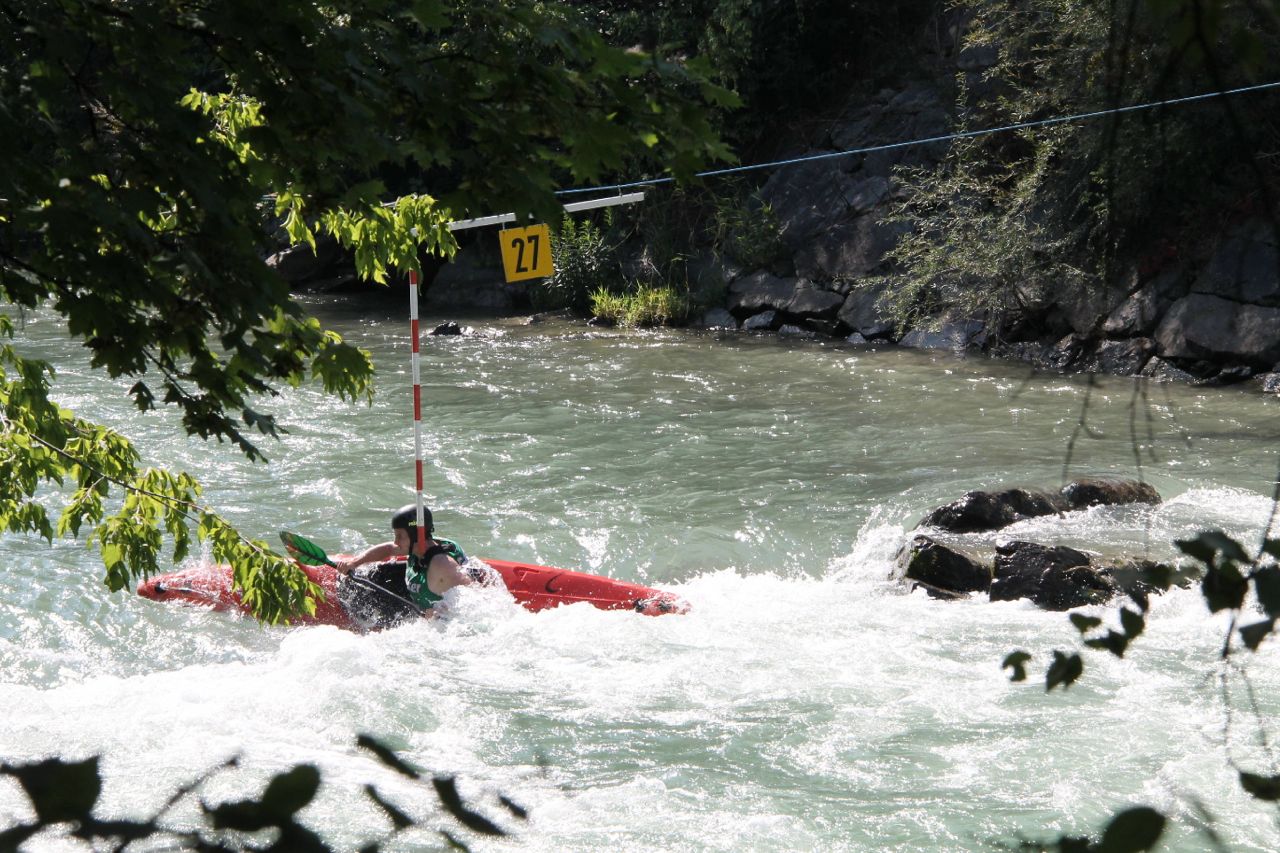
896;535;992;594
990;541;1117;610
919;488;1064;533
1060;478;1161;509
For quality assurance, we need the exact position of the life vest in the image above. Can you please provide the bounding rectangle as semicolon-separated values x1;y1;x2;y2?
405;537;467;608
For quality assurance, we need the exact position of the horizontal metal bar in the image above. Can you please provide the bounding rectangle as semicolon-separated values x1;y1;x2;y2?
447;191;645;232
447;212;516;231
562;191;646;214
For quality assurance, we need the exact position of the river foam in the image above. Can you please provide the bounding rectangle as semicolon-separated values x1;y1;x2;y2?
2;305;1278;850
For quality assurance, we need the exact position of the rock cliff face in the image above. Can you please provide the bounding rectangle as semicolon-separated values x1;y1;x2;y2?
692;73;1280;392
267;32;1279;394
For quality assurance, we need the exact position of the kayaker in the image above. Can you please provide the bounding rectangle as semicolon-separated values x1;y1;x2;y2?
333;504;475;614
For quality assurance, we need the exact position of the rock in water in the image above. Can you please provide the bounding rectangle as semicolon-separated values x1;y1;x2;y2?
990;541;1117;610
896;535;993;594
919;488;1064;533
1060;478;1161;509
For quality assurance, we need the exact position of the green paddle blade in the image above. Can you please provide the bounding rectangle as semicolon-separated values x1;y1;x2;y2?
280;531;336;567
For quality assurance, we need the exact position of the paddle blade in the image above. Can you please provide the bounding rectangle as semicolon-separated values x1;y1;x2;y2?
280;531;336;567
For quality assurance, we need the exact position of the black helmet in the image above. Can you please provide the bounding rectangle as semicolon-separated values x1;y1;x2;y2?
391;503;434;535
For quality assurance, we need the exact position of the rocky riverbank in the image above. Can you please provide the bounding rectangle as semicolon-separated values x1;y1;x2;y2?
267;31;1280;395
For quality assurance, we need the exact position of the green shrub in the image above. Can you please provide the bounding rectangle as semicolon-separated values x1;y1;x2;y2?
590;285;688;327
533;213;619;313
710;187;786;271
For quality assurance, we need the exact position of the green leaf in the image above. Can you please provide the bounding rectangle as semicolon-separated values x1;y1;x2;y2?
432;775;506;836
357;734;420;779
1239;619;1275;651
0;757;101;824
365;784;414;830
260;764;321;818
1069;613;1102;634
1045;651;1083;691
1253;566;1280;618
205;764;320;830
1202;563;1249;613
498;795;528;820
1119;607;1144;640
1002;650;1032;682
1085;631;1129;658
1176;531;1250;565
1239;771;1280;801
1096;806;1166;852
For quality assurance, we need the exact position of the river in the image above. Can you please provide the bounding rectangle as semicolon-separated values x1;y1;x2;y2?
2;296;1278;851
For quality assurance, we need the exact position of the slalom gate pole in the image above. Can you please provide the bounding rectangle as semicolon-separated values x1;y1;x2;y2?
408;269;427;555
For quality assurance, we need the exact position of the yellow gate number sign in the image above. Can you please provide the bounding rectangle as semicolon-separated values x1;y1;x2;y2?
499;224;554;282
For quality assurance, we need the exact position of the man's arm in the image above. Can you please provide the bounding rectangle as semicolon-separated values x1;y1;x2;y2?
429;554;474;593
333;541;400;574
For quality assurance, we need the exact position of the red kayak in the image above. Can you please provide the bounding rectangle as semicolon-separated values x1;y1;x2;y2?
136;556;689;630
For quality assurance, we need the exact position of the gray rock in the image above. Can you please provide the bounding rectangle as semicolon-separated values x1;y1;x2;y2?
778;324;817;339
742;310;777;331
432;240;519;310
1155;293;1280;366
990;542;1117;610
700;308;738;330
1045;333;1088;370
784;281;845;318
845;332;870;345
267;237;359;292
805;319;841;337
727;271;796;314
1193;220;1280;306
430;322;466;336
687;250;741;299
896;535;992;593
1197;365;1256;386
992;340;1052;365
837;281;896;338
1260;372;1280;394
846;176;891;214
957;43;999;71
794;216;912;281
1075;338;1156;376
920;488;1065;533
1140;356;1197;383
898;317;986;353
759;159;862;248
1060;478;1161;510
1045;276;1121;336
830;115;876;151
1102;267;1185;337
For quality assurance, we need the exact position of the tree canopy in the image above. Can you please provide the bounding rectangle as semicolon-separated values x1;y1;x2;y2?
0;0;734;620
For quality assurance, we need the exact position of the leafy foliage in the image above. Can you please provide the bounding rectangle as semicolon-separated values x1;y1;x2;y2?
0;324;317;621
888;0;1280;335
0;736;523;851
1004;528;1280;845
539;213;621;312
0;0;731;619
709;186;788;272
577;0;936;144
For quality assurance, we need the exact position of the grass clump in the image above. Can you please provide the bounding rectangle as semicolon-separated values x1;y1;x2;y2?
589;285;687;327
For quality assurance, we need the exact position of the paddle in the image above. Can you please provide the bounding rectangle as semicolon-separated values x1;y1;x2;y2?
279;531;425;618
279;530;337;567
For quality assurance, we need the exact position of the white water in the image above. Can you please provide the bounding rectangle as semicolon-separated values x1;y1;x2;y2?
2;299;1279;850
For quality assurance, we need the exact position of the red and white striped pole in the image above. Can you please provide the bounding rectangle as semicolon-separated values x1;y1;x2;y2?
408;269;427;556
